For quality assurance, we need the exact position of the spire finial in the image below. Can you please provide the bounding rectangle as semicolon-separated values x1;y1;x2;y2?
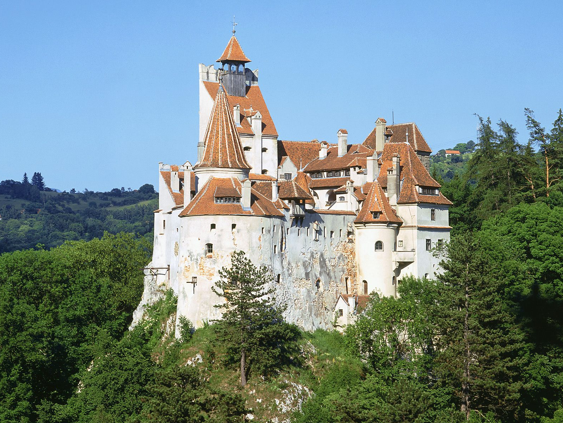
232;16;237;35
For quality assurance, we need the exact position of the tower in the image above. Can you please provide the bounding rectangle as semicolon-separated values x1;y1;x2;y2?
216;35;251;97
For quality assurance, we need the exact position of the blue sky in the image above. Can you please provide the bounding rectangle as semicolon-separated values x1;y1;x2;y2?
1;1;562;192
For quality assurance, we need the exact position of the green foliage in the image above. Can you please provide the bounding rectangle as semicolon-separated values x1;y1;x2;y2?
177;316;194;344
0;233;150;422
212;251;300;385
143;365;246;423
0;184;158;253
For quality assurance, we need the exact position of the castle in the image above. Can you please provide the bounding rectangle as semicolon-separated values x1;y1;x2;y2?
137;35;451;331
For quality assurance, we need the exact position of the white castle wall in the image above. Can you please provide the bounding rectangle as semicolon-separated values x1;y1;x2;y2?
171;210;357;332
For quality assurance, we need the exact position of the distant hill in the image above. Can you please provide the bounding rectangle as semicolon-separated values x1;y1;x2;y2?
0;179;158;253
430;140;476;182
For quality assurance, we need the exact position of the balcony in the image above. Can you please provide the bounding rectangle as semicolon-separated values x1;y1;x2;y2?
393;250;415;264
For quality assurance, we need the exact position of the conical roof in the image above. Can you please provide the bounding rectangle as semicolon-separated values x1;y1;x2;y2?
217;36;251;63
354;182;402;224
195;86;251;170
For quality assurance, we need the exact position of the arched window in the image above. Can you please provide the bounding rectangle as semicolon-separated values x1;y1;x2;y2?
375;241;383;252
363;280;368;295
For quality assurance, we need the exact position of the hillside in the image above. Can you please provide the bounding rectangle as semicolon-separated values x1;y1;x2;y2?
0;177;158;253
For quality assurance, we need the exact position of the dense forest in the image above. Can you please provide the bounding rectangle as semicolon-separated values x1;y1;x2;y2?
1;109;563;422
0;176;157;253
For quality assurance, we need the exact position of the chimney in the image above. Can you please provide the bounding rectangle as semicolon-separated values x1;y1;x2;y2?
233;104;240;126
337;129;348;157
272;180;279;201
387;153;401;207
197;140;204;163
242;179;252;210
319;141;328;159
376;118;386;152
366;152;377;182
183;171;191;207
171;168;180;193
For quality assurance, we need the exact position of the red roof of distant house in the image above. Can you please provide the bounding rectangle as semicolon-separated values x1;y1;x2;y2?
445;150;461;155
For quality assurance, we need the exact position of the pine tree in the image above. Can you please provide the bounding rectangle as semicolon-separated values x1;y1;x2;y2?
31;172;45;191
432;233;526;421
212;251;296;387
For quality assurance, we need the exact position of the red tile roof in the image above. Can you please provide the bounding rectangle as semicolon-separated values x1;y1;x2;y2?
377;143;452;205
203;82;277;137
278;180;313;200
179;177;283;217
363;122;432;153
195;86;251;170
354;182;402;224
248;173;276;181
216;36;251;63
445;150;461;154
303;144;372;172
277;140;321;170
160;170;195;206
309;177;351;189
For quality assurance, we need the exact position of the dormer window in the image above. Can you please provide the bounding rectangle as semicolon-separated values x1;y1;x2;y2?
421;187;438;196
311;172;323;179
371;211;381;219
215;197;241;204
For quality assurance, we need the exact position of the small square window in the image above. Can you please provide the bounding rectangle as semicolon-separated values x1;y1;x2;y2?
398;240;403;248
210;223;216;231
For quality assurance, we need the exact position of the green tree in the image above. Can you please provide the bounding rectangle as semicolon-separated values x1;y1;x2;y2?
31;172;45;191
432;233;526;421
211;251;298;387
143;365;246;423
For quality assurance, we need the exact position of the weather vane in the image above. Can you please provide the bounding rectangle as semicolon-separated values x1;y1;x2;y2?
232;16;237;35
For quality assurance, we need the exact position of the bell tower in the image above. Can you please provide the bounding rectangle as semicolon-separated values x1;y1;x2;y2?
216;28;251;97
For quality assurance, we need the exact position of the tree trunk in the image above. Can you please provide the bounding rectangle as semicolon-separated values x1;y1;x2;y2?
240;348;247;387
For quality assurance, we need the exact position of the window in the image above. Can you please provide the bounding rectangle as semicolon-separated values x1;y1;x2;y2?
340;229;342;238
244;146;251;151
431;208;436;221
276;274;281;284
284;172;292;181
421;187;438;195
375;241;383;251
262;147;268;153
438;239;444;248
330;231;334;238
206;243;213;255
261;169;268;174
363;280;368;295
426;239;431;251
163;220;166;230
345;277;350;294
274;245;277;254
232;224;236;231
345;170;350;176
287;228;290;235
297;228;300;236
398;240;403;248
210;223;216;231
261;227;265;234
338;196;345;202
371;211;381;219
315;279;321;291
338;309;343;317
311;172;322;179
215;197;240;203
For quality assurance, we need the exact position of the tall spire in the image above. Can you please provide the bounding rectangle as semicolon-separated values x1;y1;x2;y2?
195;86;251;170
